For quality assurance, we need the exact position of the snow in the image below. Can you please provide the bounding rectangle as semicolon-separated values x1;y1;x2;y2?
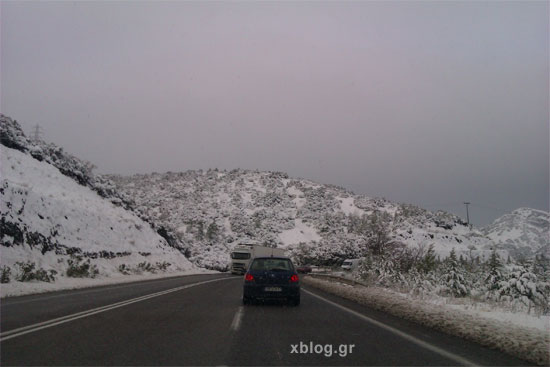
241;192;253;205
1;267;215;298
491;228;523;242
304;276;549;366
445;303;549;333
278;219;322;247
337;196;365;216
104;149;548;269
482;208;549;257
286;185;306;209
1;146;168;253
286;186;303;197
301;181;321;189
1;146;197;295
223;217;234;235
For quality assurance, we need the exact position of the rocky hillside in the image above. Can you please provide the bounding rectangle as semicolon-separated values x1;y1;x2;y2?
482;208;549;259
109;170;502;270
2;113;546;277
1;115;195;286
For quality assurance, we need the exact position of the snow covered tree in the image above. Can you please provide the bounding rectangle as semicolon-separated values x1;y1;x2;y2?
376;254;406;286
206;222;219;240
417;244;437;274
497;265;548;313
365;211;394;255
532;254;550;282
485;249;503;291
409;267;437;296
195;221;204;240
441;248;468;297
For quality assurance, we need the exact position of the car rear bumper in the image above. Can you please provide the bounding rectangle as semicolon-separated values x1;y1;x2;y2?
243;283;300;300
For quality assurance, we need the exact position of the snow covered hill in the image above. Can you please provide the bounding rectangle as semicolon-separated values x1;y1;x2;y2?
109;170;503;269
482;208;549;259
1;119;197;294
2;113;546;283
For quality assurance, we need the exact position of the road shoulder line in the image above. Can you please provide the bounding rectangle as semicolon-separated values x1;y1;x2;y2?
303;288;477;367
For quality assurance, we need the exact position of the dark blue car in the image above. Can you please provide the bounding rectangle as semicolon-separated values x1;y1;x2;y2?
242;257;300;306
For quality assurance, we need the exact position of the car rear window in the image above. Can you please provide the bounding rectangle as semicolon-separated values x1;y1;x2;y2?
250;258;293;271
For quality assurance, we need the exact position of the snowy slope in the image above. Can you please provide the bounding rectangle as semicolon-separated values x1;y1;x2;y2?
109;170;502;268
1;145;195;290
482;208;550;258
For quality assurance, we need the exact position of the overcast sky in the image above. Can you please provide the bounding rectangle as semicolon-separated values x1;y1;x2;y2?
1;1;548;225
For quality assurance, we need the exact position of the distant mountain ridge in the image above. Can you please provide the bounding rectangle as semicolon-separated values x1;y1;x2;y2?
482;208;549;259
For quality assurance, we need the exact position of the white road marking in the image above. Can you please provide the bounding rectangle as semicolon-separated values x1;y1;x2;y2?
302;288;477;367
230;306;244;332
1;277;233;342
3;275;232;306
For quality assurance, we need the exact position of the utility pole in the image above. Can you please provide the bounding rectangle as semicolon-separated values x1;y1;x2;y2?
31;124;43;141
464;202;471;226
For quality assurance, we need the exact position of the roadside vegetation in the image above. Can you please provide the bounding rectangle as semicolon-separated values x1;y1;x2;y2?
0;262;58;283
118;261;172;275
292;214;550;315
304;276;549;366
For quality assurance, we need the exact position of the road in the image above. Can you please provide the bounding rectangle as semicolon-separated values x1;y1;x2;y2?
1;274;529;366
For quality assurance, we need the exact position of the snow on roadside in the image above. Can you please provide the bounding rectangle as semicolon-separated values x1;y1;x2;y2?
303;276;549;366
1;268;217;298
446;303;549;332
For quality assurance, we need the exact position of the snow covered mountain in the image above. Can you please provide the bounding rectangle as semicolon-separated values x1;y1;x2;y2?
1;115;195;286
3;113;546;280
482;208;549;259
109;170;501;270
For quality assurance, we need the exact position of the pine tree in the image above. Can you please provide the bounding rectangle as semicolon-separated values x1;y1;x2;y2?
377;255;403;285
417;244;437;274
532;254;550;282
485;249;503;291
443;248;468;297
206;222;218;240
195;221;204;241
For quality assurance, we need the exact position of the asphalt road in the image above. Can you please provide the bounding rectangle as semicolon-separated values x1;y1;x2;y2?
0;274;530;366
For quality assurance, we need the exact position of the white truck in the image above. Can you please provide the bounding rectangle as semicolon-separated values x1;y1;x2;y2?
230;243;285;274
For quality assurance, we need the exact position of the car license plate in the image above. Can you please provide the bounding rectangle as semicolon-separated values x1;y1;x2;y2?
264;286;282;292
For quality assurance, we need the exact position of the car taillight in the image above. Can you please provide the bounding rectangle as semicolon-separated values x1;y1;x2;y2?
245;273;254;282
290;274;299;283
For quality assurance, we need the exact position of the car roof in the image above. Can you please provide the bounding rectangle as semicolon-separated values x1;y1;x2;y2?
252;256;291;260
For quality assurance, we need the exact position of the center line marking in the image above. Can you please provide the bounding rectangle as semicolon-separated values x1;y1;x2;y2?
230;306;244;332
1;277;234;342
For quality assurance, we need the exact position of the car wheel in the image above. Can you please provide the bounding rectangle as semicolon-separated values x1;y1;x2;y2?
243;296;252;305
